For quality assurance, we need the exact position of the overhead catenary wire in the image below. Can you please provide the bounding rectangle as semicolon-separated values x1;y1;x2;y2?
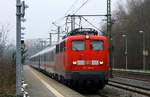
82;16;105;34
64;0;80;16
51;0;80;33
52;0;101;35
52;0;90;33
54;0;80;24
53;0;90;25
73;0;90;14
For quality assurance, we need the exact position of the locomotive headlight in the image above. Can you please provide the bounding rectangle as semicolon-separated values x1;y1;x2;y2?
85;35;90;39
72;61;77;65
99;61;104;65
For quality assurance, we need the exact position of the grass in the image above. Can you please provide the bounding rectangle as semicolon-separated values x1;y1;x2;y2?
0;62;16;97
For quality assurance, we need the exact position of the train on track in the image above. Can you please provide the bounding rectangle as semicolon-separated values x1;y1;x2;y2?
30;28;110;92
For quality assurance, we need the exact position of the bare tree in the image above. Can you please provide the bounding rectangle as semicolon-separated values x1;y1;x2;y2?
101;0;150;70
0;24;8;56
0;24;15;96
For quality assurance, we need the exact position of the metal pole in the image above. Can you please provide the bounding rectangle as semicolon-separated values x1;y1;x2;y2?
139;30;146;71
71;15;75;31
125;36;128;69
49;33;52;46
143;32;146;71
16;0;22;96
107;0;113;77
112;36;115;69
58;26;60;42
122;34;128;69
71;16;73;31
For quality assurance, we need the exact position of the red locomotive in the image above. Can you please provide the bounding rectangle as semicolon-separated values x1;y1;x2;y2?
30;28;109;92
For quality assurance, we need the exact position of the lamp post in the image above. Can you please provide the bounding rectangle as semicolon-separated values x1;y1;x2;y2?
139;30;146;71
122;34;128;69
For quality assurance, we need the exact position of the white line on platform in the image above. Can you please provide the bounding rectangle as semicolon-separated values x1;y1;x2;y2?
30;69;64;97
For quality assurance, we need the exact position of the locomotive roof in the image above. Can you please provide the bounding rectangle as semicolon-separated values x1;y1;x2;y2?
65;34;107;40
62;28;98;39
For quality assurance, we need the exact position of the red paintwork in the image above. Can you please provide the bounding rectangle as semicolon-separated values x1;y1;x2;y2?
55;53;65;73
54;35;109;73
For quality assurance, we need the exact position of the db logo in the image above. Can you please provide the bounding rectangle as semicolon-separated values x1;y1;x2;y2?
86;60;91;65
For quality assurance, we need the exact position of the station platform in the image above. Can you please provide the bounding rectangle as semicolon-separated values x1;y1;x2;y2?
113;68;150;74
23;65;84;97
112;68;150;81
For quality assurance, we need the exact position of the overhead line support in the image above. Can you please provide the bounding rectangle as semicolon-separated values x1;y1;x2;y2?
16;0;22;96
107;0;113;77
66;14;107;31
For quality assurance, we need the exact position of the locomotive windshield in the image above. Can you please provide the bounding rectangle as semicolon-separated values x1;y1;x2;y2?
91;41;103;51
72;40;85;51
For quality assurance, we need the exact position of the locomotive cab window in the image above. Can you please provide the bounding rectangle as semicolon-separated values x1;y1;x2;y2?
90;40;104;51
72;40;85;51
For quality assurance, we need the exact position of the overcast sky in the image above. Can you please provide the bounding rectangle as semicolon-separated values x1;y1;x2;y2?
0;0;125;44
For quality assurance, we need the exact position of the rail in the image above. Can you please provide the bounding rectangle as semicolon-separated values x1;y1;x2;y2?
108;80;150;96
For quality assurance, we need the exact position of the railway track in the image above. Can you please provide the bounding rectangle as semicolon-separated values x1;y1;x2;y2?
84;92;109;97
108;80;150;96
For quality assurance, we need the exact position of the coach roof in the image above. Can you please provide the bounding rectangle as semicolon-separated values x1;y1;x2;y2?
30;46;55;58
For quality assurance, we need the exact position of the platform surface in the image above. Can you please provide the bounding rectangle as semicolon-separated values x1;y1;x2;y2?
23;65;84;97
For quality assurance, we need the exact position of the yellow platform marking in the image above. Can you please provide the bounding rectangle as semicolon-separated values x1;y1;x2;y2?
30;68;64;97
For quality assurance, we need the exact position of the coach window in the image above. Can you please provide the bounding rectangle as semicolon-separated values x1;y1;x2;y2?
45;53;48;62
72;40;85;51
52;51;54;62
47;52;50;62
56;44;59;53
44;53;47;62
91;40;104;51
60;41;65;52
42;54;45;62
